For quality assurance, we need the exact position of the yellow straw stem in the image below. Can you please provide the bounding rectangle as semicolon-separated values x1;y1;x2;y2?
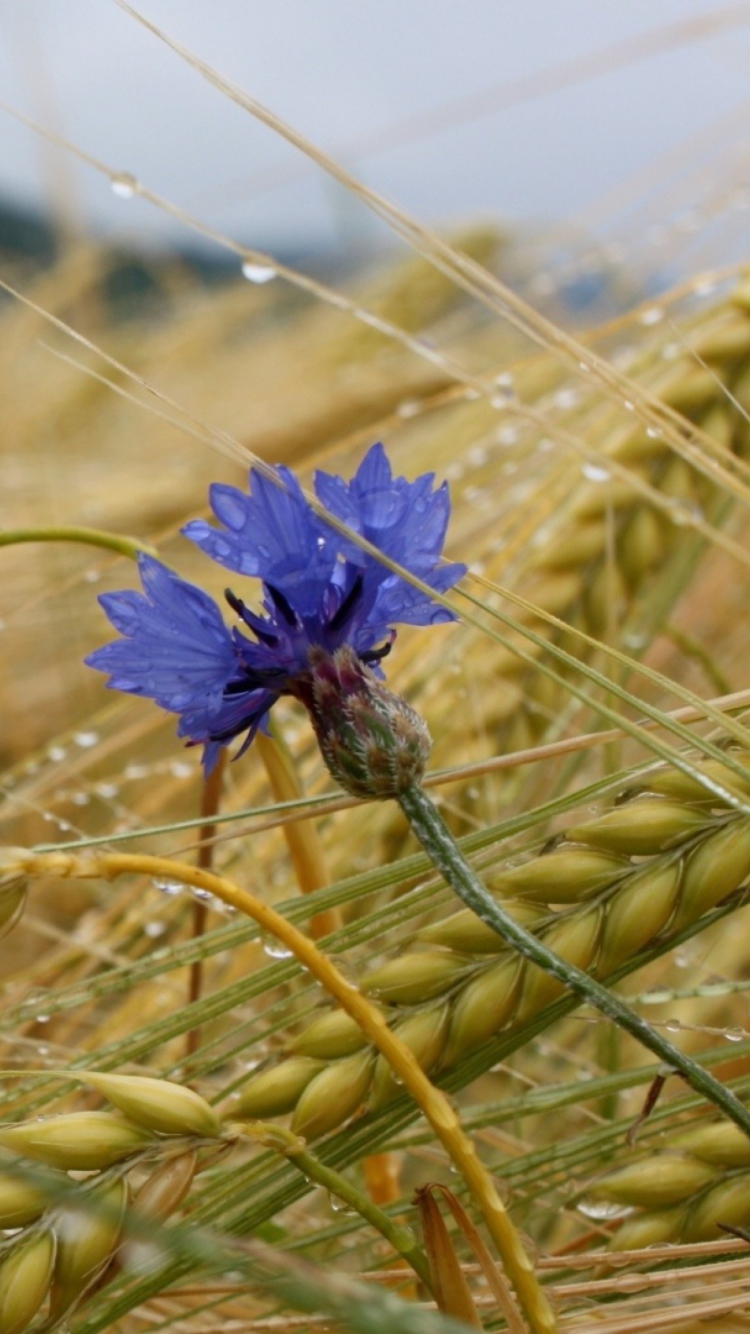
255;732;340;937
14;846;554;1334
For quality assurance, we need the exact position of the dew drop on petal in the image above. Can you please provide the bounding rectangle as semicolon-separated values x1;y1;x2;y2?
725;1027;745;1043
241;260;277;284
664;1017;682;1033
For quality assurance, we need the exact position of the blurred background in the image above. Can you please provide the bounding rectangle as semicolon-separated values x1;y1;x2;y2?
2;0;750;293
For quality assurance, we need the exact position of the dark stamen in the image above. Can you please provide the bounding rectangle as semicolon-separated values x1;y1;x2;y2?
266;582;298;627
328;572;364;634
225;588;278;646
223;669;287;696
362;640;392;664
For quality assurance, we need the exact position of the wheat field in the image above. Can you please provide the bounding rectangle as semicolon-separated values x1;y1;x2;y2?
4;7;750;1333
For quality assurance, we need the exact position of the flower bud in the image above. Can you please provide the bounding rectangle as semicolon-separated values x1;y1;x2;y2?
304;645;431;799
0;1112;152;1171
0;1230;56;1334
79;1072;220;1138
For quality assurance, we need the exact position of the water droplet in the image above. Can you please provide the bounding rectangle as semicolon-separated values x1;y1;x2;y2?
497;425;520;446
396;399;421;419
152;878;184;897
84;569;102;583
468;445;488;467
661;342;680;361
646;426;663;439
168;761;193;779
577;1198;632;1221
95;782;119;799
640;307;664;327
73;731;99;748
462;387;481;402
578;360;592;373
664;1018;682;1033
669;500;704;527
241;260;277;284
553;387;581;410
47;746;67;763
262;938;294;960
725;1027;745;1043
640;988;673;1005
35;1013;50;1025
582;462;611;483
328;1193;357;1216
71;792;90;807
192;888;214;903
622;629;648;650
110;171;139;199
144;921;167;939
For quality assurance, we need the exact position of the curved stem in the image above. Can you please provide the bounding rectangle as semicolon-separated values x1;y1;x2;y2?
11;846;556;1334
240;1122;432;1291
398;783;750;1140
0;526;156;561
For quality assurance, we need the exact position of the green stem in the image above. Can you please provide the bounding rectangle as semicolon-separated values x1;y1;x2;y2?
398;783;750;1140
241;1122;432;1291
0;527;156;561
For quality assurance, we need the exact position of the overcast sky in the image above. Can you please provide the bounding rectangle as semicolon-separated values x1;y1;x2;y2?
1;0;750;267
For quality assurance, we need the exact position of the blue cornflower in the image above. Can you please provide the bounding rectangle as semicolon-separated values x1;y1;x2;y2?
86;443;465;777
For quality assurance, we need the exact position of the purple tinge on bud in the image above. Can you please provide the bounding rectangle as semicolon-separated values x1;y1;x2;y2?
302;645;431;799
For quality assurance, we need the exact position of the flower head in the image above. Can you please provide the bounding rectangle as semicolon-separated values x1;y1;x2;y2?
86;443;465;775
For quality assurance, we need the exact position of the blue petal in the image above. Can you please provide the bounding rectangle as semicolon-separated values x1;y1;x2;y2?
183;466;337;613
